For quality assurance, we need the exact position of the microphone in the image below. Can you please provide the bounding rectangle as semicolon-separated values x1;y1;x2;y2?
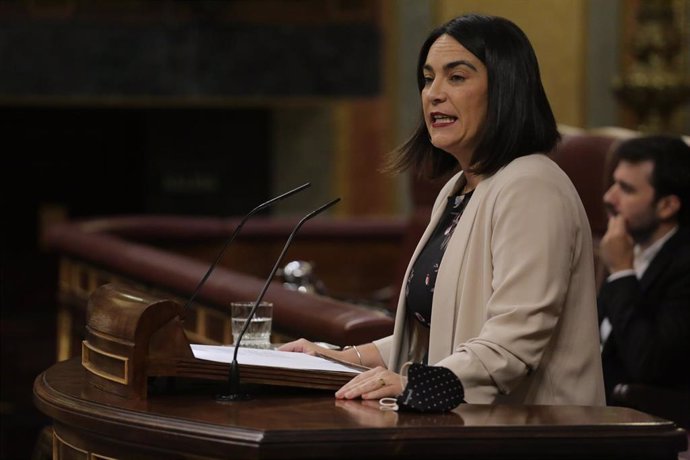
217;197;341;401
182;182;311;312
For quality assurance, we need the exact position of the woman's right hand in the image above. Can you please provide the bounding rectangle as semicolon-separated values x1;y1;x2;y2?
279;339;383;370
277;338;325;356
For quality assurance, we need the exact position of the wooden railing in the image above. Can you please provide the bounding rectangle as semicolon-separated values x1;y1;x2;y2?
43;215;403;360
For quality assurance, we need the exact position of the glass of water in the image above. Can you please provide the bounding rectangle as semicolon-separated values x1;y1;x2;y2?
230;301;273;349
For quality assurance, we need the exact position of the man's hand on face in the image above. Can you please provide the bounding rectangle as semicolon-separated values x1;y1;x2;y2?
600;214;635;274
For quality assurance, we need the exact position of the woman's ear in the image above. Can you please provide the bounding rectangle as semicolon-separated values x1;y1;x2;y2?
656;194;681;220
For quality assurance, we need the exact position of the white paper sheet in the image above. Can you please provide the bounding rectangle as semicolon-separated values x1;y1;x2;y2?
191;344;362;374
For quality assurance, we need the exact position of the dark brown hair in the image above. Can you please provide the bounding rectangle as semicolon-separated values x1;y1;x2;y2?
613;135;690;225
387;14;560;179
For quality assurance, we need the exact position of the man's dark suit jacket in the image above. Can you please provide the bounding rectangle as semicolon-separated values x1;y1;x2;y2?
598;226;690;402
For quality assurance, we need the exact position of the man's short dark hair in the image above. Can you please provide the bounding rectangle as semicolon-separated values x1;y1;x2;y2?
613;135;690;225
388;14;560;179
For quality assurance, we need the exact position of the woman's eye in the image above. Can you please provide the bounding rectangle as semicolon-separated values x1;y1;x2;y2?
423;76;434;85
450;75;466;82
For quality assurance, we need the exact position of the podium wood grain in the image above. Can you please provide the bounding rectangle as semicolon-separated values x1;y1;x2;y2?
34;359;687;460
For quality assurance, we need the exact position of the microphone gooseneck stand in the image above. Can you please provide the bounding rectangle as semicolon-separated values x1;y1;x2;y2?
216;197;341;401
181;183;311;314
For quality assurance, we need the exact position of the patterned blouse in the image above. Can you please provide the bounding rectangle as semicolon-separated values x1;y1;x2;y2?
405;190;473;329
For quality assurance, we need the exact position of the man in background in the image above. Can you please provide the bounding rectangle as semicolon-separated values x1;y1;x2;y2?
598;135;690;402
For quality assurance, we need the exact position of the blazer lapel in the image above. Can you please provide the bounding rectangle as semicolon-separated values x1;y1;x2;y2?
639;228;685;291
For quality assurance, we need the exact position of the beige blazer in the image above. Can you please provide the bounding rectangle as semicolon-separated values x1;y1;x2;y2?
375;154;605;405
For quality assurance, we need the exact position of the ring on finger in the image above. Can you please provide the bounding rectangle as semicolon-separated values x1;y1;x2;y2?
378;377;386;387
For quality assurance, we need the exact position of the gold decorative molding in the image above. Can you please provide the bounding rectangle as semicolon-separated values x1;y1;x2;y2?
613;0;690;133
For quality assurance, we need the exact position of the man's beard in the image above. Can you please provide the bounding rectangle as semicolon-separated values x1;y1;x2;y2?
628;214;661;245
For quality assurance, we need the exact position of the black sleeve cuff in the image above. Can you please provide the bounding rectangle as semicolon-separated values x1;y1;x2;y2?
395;363;465;412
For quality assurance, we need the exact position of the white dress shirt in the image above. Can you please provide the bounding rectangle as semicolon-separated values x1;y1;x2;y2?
600;226;678;346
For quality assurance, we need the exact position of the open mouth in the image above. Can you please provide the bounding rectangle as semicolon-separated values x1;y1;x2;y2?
430;112;458;126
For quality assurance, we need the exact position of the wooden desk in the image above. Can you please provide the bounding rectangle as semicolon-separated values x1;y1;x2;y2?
34;359;687;460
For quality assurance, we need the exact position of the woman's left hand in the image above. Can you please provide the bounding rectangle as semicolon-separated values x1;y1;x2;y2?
335;366;404;400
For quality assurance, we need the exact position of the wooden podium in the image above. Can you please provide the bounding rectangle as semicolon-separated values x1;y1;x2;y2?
80;284;355;400
33;285;689;459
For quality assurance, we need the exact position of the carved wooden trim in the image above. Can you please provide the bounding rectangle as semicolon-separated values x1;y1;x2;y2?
81;341;129;385
53;428;120;460
53;430;88;459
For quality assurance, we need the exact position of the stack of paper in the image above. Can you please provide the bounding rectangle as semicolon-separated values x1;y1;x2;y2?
176;345;364;390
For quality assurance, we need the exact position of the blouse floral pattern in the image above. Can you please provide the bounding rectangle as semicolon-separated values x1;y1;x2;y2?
406;190;473;328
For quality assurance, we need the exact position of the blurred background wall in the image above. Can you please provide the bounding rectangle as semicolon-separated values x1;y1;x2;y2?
1;1;688;458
